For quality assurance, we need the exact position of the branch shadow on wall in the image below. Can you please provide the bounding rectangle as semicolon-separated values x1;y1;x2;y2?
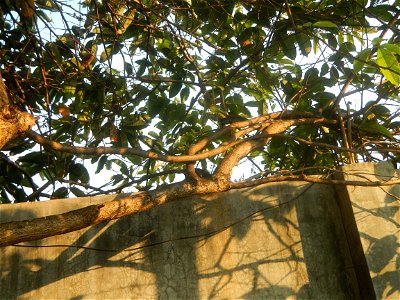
353;162;400;299
1;181;359;299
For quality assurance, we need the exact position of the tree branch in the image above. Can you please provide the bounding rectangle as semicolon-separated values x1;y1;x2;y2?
26;112;332;163
1;169;398;247
0;178;231;247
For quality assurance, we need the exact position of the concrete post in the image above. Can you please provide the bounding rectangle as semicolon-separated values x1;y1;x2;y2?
335;162;399;300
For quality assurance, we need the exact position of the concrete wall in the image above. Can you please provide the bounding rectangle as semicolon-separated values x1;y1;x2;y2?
335;162;400;300
0;162;398;299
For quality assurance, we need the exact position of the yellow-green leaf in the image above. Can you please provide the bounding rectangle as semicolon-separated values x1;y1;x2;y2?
381;43;400;55
313;21;338;29
377;47;400;86
100;47;112;63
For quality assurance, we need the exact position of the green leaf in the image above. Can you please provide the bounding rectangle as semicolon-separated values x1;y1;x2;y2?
282;34;297;60
111;174;124;184
37;10;52;22
372;37;384;46
304;67;319;83
381;43;400;55
100;47;112;62
52;187;69;199
168;173;176;183
367;5;394;22
148;95;168;117
180;87;190;102
354;49;371;73
70;187;86;197
330;66;339;80
63;84;76;97
370;104;391;120
339;42;356;53
169;82;182;98
359;121;393;138
125;62;133;75
377;47;400;86
326;33;338;49
68;163;90;183
296;33;312;56
313;21;338;29
17;152;43;163
320;63;330;76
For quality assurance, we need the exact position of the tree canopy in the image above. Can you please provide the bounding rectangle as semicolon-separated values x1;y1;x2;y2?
0;0;400;206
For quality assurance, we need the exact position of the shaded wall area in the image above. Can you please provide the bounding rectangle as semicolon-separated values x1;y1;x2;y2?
0;162;398;299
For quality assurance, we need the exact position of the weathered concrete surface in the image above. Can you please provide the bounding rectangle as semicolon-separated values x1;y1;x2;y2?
336;162;400;300
2;165;389;299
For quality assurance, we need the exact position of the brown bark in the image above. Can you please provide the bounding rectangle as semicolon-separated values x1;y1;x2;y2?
1;172;398;247
0;73;37;149
0;111;37;149
0;178;231;247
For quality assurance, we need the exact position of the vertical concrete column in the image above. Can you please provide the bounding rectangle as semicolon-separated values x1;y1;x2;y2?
335;162;400;300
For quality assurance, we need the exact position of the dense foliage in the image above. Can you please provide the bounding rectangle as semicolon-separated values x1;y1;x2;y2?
0;0;400;202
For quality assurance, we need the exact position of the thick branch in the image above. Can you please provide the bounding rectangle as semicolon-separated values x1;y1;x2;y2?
0;178;231;247
0;72;37;149
0;110;36;149
1;171;398;247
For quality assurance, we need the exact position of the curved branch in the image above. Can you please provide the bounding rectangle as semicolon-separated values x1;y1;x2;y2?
27;115;338;185
1;170;398;247
214;119;301;178
0;178;231;247
26;129;248;163
28;113;332;163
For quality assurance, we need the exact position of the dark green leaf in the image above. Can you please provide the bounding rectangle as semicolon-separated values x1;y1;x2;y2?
68;163;90;183
169;82;182;98
52;187;69;199
70;187;86;197
296;32;312;56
